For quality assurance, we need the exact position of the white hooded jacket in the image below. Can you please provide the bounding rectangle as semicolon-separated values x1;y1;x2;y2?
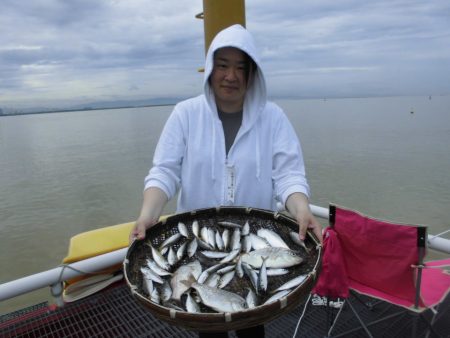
145;24;310;212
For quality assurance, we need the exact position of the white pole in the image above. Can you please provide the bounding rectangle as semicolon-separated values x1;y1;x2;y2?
0;248;127;302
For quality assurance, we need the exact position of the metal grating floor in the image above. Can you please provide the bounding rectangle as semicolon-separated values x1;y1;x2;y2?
1;282;449;338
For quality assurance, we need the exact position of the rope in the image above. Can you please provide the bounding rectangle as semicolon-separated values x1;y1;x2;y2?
56;264;118;284
292;293;312;338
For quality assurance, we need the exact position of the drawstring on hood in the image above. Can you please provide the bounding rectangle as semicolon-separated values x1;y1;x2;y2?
203;24;267;181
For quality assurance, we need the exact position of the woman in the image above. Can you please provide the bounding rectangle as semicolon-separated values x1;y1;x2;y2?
130;24;322;338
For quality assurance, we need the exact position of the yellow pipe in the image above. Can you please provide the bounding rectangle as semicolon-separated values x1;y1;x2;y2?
196;0;246;55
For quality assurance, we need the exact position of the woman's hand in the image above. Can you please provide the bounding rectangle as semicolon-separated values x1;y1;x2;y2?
286;192;323;243
129;187;168;244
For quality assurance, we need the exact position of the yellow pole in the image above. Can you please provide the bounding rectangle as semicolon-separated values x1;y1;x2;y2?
196;0;246;55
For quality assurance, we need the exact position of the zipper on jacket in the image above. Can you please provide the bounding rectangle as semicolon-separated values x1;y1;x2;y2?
225;157;235;205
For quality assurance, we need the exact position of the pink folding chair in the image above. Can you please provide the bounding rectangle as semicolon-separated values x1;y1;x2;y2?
324;204;450;338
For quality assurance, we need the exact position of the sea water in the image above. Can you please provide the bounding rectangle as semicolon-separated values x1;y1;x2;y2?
1;95;449;313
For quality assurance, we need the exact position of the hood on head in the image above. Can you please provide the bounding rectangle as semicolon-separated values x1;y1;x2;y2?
203;24;267;118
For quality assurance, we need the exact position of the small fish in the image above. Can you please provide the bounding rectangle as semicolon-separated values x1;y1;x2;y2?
220;249;240;264
241;247;303;269
245;288;258;308
189;282;247;313
207;227;216;249
147;244;170;271
178;222;189;238
217;221;242;229
200;226;209;244
257;229;290;249
218;270;235;289
222;229;230;250
271;274;308;293
263;289;290;305
141;267;164;284
242;221;250;236
266;268;290;276
258;256;268;293
199;251;229;259
187;238;198;258
186;291;201;313
242;235;252;253
205;273;221;288
192;220;200;238
242;262;259;294
176;241;188;261
215;230;224;251
150;287;160;304
231;229;241;251
160;280;172;302
142;276;154;295
236;256;244;278
289;231;310;253
159;233;182;250
146;258;172;276
217;265;235;274
197;263;224;284
167;246;178;266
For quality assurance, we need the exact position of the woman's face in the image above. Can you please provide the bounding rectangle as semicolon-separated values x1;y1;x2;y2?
210;47;249;113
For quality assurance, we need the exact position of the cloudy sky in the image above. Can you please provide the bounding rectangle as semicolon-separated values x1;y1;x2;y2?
1;0;449;109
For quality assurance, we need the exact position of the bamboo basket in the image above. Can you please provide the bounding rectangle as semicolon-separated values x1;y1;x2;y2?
124;206;322;332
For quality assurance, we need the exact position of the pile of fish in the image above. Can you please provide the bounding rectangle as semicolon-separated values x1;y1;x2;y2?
137;219;312;314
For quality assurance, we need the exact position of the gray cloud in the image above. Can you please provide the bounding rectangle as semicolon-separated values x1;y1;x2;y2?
1;0;449;109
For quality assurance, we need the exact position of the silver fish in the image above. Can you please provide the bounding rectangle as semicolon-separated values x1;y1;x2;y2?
242;221;250;236
142;276;154;295
242;235;252;253
167;246;178;266
217;221;242;229
187;238;198;258
190;282;247;313
207;227;216;249
271;274;308;293
289;231;310;253
249;233;271;250
160;280;172;302
246;288;258;308
263;289;290;305
205;273;221;288
217;265;235;274
197;263;225;284
258;256;268;293
257;229;290;249
222;229;230;250
186;291;201;313
177;241;188;261
192;220;200;238
236;256;244;278
146;258;172;276
160;246;169;255
200;226;209;244
178;222;189;238
266;268;290;276
170;260;202;301
147;244;170;271
240;247;303;269
197;238;213;250
150;287;160;304
200;251;229;259
219;249;240;264
159;233;182;250
242;262;259;294
231;229;241;251
215;230;224;251
218;270;235;289
141;267;164;284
